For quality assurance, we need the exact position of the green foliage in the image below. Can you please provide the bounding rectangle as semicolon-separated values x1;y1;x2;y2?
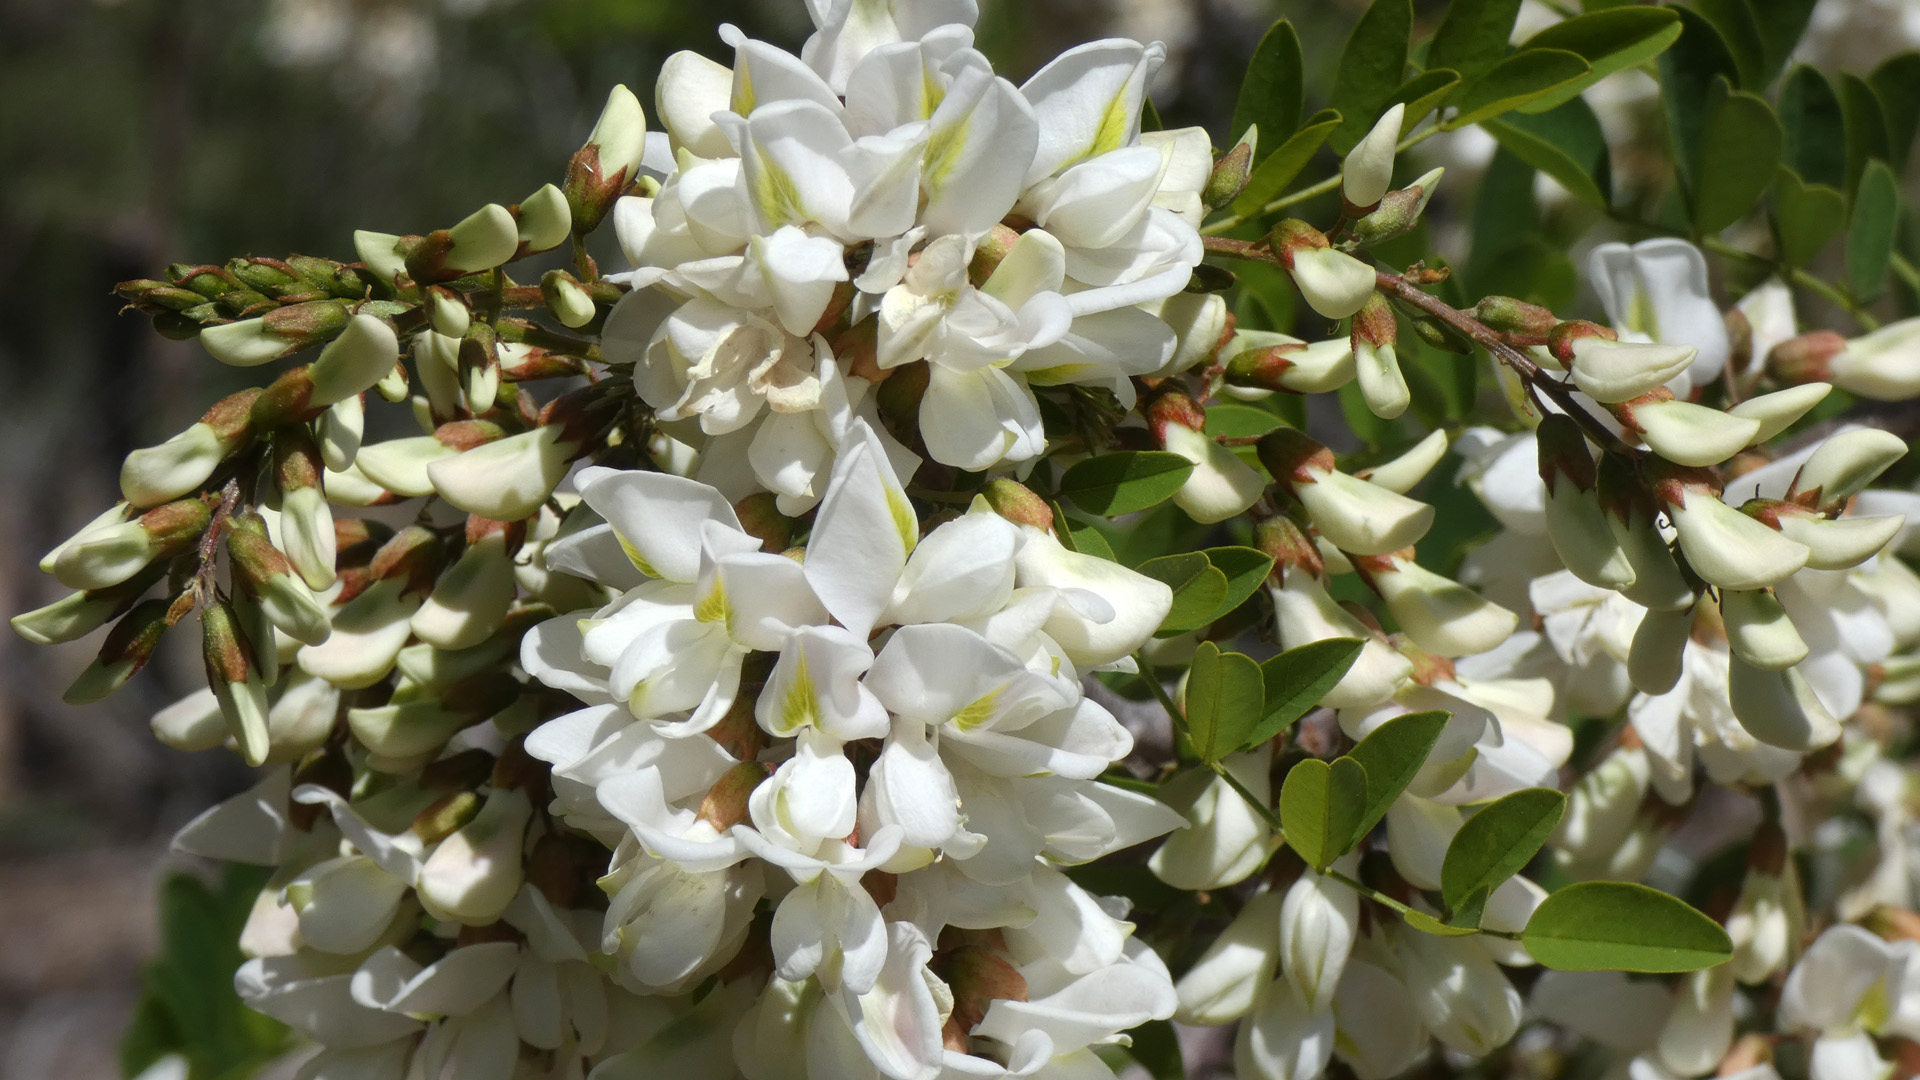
1440;788;1567;916
1139;547;1274;636
1280;756;1369;871
1772;168;1846;267
1482;96;1613;210
1522;882;1734;972
1183;642;1265;763
1232;110;1343;219
1781;66;1847;189
122;865;286;1080
1252;639;1365;746
1515;7;1682;112
1849;160;1901;301
1692;84;1784;233
1343;711;1450;840
1445;49;1591;129
1234;21;1303;158
1426;0;1524;82
1329;0;1413;154
1058;451;1194;516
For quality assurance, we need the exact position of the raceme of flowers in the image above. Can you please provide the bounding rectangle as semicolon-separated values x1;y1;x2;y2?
19;2;1920;1080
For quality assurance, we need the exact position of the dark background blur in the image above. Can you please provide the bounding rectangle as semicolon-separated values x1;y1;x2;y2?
0;0;1363;1074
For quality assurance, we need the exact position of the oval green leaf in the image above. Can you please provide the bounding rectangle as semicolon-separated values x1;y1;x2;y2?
1233;20;1303;159
1482;96;1612;209
1138;553;1231;636
1248;638;1365;749
1329;0;1413;154
1184;642;1265;763
1231;111;1342;219
1200;546;1275;623
1439;787;1567;912
1280;756;1368;871
1773;168;1846;268
1848;159;1900;302
1515;6;1682;114
1346;709;1449;839
1059;451;1194;516
1426;0;1524;82
1523;881;1733;973
1445;49;1591;129
1693;85;1784;234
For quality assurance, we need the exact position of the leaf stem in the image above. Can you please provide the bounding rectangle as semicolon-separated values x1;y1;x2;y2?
1210;759;1285;833
1322;867;1524;940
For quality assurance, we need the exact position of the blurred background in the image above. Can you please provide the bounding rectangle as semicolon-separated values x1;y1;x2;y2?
5;0;1919;1076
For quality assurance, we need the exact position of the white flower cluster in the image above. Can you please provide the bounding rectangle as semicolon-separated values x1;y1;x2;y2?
603;1;1205;492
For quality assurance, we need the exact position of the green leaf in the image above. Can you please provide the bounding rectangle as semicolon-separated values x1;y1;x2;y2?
1691;0;1765;90
1522;881;1734;972
1201;546;1276;622
1202;403;1285;440
1184;642;1266;763
1746;0;1818;88
1849;159;1901;302
1773;168;1846;268
1840;73;1891;201
1692;83;1784;234
133;865;286;1080
1389;69;1463;131
1345;709;1450;839
1059;451;1195;516
1329;0;1413;155
1233;20;1303;160
1444;49;1591;129
1231;111;1343;219
1513;6;1682;113
1780;65;1847;189
1482;96;1612;209
1440;788;1568;913
1872;51;1920;167
1138;552;1230;636
1426;0;1523;82
1051;501;1119;562
1658;8;1740;195
1280;756;1369;870
1248;638;1365;748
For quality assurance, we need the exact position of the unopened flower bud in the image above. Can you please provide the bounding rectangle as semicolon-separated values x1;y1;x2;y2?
352;230;408;288
1281;867;1358;1012
1614;390;1760;467
412;791;482;845
1351;293;1406;419
1537;415;1636;589
1236;981;1335;1080
542;269;597;328
1270;220;1374;319
1254;516;1324;578
1757;501;1904;570
199;300;351;367
1204;128;1256;211
226;512;332;646
297;533;435;689
1793;426;1909;506
427;424;580;522
514;183;572;255
566;84;649;235
975;478;1052;532
120;389;260;509
53;496;211;591
1342;103;1404;209
1225;337;1356;395
1728;653;1840;751
416;786;532;925
151;687;225;752
41;503;132;573
1258;428;1433;555
1647;461;1808;591
1150;390;1264;523
203;599;271;766
1354;551;1518;657
1628;602;1694;695
460;327;501;414
1727;824;1794;984
1721;588;1808;670
356;421;502;497
1727;383;1830;444
1270;568;1411;708
1546;319;1617;366
1409;311;1474;354
309;313;402;408
1473;295;1557;339
1397;929;1522;1056
698;760;770;831
425;286;470;338
64;598;170;705
1349;168;1442;248
411;525;515;651
1566;338;1697;403
1822;318;1920;400
1654;966;1736;1076
11;572;152;646
733;492;795;552
1596;455;1694;611
1358;429;1448;494
275;431;337;590
1174;889;1283;1025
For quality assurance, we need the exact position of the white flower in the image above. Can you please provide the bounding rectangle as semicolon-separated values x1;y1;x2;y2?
1588;238;1731;389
